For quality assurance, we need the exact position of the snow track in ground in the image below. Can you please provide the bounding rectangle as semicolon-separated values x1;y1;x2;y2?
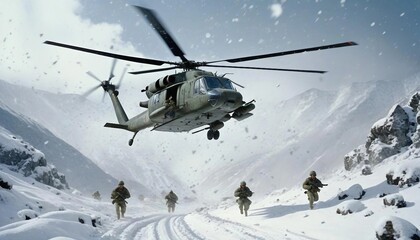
102;212;293;240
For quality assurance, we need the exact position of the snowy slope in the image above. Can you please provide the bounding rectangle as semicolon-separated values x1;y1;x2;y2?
2;73;420;204
1;87;420;239
0;103;118;195
1;143;418;239
0;79;194;199
198;74;420;202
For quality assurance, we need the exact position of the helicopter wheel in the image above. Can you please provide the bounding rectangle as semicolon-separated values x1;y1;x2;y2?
128;139;133;146
213;130;220;140
207;130;214;140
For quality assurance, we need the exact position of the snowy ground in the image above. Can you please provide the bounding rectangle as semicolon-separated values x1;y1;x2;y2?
1;156;419;240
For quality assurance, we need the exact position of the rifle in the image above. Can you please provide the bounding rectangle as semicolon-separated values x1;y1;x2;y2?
113;191;128;204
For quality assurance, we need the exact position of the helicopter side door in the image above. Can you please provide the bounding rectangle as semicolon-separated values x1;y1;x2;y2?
148;85;181;122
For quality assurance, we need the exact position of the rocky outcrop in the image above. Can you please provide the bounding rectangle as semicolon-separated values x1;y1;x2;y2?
0;134;68;190
345;93;419;171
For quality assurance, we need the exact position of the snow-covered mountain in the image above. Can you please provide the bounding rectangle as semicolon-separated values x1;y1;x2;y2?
1;117;419;239
0;79;194;200
1;75;420;239
1;73;420;203
198;74;420;201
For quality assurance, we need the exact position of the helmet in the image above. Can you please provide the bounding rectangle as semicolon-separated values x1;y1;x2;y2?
240;181;246;186
118;180;125;186
309;171;317;177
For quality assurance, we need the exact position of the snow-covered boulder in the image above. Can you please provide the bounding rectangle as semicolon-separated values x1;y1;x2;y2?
337;184;365;200
366;104;413;165
0;176;12;190
336;200;366;215
17;209;39;220
382;194;407;208
386;158;420;187
40;210;97;227
361;165;373;175
0;132;68;190
375;216;420;239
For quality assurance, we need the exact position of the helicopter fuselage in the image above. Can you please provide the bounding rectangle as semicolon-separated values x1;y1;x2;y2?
104;70;251;144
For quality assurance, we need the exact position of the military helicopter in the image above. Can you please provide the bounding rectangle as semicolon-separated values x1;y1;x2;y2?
44;6;357;146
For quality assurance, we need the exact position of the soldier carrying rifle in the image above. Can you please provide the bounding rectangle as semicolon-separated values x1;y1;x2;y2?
111;180;131;219
302;171;328;210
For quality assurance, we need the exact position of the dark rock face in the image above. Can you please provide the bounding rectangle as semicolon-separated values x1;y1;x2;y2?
0;137;68;190
366;105;412;164
345;93;419;171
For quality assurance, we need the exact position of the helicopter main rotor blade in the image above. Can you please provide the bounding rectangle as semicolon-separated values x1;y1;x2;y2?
44;40;170;66
129;66;179;75
204;64;326;74
86;71;102;82
208;41;358;64
82;84;102;98
108;59;117;81
116;67;128;88
134;6;189;63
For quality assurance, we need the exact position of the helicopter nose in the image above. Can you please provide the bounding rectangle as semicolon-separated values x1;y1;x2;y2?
208;89;243;110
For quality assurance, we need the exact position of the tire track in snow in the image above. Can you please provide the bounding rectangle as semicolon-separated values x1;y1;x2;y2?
105;212;311;240
172;216;205;240
187;213;277;240
104;214;205;240
102;214;162;240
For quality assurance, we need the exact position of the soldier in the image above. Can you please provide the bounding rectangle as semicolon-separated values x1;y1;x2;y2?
165;190;178;213
302;171;328;210
234;181;253;216
92;190;101;200
111;180;131;219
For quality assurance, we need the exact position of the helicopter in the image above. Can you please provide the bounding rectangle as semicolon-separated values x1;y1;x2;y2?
44;6;357;146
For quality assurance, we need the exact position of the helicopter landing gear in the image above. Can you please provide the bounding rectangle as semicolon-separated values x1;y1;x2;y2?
128;132;138;146
207;130;220;140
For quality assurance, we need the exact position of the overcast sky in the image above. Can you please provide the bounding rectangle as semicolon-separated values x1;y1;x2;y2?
0;0;419;102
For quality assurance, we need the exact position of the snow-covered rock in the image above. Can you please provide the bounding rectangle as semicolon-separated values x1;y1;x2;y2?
336;200;366;215
0;130;68;189
386;158;420;188
17;209;39;220
345;93;420;171
337;184;365;200
382;194;407;208
375;216;420;239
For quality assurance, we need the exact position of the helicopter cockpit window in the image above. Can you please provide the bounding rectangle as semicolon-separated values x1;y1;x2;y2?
194;78;207;95
152;92;160;104
203;77;234;91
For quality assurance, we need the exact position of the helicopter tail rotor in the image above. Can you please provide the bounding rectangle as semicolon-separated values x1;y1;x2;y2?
82;59;127;99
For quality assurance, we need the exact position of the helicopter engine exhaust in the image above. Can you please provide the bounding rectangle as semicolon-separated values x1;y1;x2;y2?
145;75;176;98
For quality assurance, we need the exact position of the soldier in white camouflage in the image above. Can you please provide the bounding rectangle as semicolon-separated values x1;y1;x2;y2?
111;180;131;219
302;171;327;209
234;181;253;216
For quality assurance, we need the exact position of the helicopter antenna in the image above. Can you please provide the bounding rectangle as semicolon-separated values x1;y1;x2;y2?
229;79;244;89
